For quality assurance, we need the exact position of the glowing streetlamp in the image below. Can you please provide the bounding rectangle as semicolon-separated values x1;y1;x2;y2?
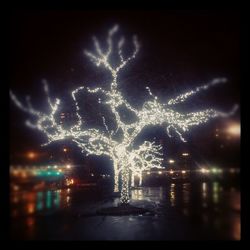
27;152;36;159
226;122;240;137
200;168;210;174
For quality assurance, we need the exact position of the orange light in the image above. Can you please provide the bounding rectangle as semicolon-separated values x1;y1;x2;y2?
27;152;36;159
27;203;35;214
21;172;27;178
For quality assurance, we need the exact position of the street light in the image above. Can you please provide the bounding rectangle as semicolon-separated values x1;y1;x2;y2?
169;159;175;164
27;152;36;159
200;168;210;174
226;122;240;137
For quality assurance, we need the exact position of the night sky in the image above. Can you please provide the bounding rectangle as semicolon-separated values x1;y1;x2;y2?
9;10;240;169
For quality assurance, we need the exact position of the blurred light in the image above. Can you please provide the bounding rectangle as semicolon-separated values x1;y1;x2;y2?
27;152;36;159
169;159;175;164
54;165;58;169
63;148;68;152
229;168;236;173
201;168;206;173
211;168;222;174
91;173;94;177
12;196;19;203
211;168;218;174
66;178;71;186
13;185;19;191
27;203;35;214
213;182;219;192
147;171;150;175
12;169;18;176
181;170;186;174
66;196;70;204
227;122;240;137
202;182;207;193
213;182;219;203
158;171;162;175
66;164;71;169
200;168;210;174
182;153;189;156
169;170;174;174
170;183;175;207
54;192;60;207
36;192;43;211
21;172;27;178
46;191;52;209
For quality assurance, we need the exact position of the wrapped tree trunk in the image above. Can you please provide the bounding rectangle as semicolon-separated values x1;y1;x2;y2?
120;165;130;204
138;172;142;186
113;161;119;193
131;173;135;187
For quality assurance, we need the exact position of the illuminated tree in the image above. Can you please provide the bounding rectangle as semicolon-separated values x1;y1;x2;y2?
10;25;238;205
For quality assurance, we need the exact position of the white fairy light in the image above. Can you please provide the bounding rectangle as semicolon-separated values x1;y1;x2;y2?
10;25;238;204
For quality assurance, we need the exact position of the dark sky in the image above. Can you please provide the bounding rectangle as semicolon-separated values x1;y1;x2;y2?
9;10;240;166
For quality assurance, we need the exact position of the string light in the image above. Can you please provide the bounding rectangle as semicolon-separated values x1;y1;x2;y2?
10;25;238;204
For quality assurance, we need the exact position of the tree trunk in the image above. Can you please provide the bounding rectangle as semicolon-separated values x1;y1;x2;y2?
120;165;130;204
131;173;135;187
113;160;119;192
138;172;142;186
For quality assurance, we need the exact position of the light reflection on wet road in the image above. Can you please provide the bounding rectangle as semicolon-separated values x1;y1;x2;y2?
10;181;240;240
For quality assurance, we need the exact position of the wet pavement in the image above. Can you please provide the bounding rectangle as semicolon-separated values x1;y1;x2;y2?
10;181;240;240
